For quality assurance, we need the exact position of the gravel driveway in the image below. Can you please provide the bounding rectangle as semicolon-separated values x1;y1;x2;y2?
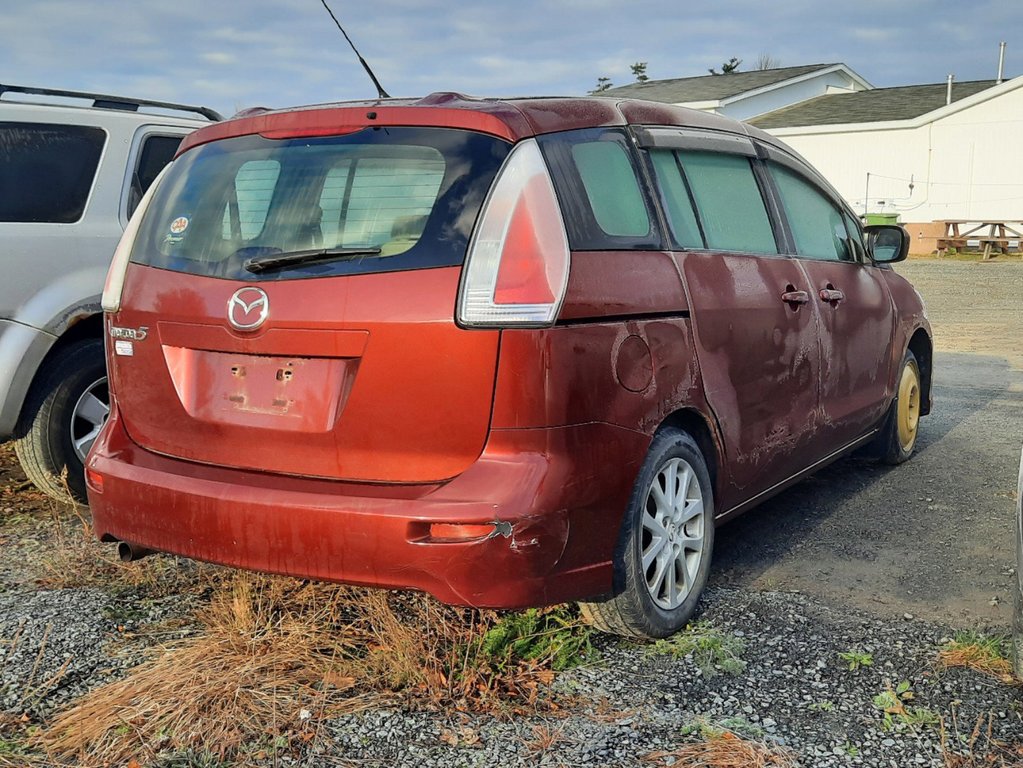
0;258;1020;767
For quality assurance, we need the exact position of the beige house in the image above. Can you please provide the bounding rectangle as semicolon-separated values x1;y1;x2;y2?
750;76;1023;254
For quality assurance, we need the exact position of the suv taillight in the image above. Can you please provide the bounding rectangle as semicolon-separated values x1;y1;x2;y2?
101;166;169;313
457;139;570;328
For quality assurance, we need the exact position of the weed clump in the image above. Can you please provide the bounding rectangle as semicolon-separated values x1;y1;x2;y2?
648;720;796;767
938;631;1015;683
646;620;746;677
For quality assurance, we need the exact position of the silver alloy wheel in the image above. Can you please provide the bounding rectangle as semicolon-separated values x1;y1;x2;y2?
70;377;109;463
641;457;706;610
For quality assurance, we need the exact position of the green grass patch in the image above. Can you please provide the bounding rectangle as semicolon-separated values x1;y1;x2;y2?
646;620;746;677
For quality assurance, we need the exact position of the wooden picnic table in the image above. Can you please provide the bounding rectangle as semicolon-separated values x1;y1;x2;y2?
936;220;1023;260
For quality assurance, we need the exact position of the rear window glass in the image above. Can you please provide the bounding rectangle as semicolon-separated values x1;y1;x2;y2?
677;151;778;255
0;122;106;223
131;127;509;280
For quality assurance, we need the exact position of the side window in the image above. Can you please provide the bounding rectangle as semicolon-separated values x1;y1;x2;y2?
538;129;661;251
570;141;650;237
649;149;703;249
0;122;106;223
842;211;866;261
769;163;854;262
676;151;778;254
128;134;183;217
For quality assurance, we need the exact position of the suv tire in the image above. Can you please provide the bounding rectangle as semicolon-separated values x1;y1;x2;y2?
580;428;715;639
15;339;108;503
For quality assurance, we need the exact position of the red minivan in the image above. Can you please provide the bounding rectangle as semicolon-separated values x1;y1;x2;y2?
88;94;931;638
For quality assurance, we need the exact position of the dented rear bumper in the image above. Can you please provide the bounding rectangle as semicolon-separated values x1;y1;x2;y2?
86;405;646;608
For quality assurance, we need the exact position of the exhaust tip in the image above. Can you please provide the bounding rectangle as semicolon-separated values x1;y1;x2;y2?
117;541;153;562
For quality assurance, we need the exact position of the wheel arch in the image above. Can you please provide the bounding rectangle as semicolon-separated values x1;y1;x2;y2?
15;314;105;432
907;327;932;416
656;407;722;501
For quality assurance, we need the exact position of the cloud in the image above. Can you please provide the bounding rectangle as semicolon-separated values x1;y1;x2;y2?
0;0;1020;117
200;52;236;65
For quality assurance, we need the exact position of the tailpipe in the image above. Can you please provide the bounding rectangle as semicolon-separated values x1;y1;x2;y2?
117;541;155;562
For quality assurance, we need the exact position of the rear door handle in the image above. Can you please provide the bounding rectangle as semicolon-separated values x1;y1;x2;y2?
819;288;845;303
781;290;809;305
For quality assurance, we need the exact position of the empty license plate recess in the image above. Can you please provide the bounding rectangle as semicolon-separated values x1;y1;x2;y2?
162;346;354;432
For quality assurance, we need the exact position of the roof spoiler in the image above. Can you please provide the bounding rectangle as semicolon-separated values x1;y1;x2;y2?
0;83;222;121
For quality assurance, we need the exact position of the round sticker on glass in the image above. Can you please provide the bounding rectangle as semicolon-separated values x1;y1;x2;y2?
169;216;189;235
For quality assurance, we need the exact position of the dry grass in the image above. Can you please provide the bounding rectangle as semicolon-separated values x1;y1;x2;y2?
34;497;216;599
646;729;797;767
938;632;1016;684
38;573;593;766
942;713;1023;767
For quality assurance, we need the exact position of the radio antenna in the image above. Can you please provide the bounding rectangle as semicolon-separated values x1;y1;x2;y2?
318;0;390;99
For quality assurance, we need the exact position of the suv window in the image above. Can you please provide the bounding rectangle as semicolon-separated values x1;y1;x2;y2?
131;127;509;281
769;163;855;262
671;151;778;254
0;122;106;223
128;134;183;217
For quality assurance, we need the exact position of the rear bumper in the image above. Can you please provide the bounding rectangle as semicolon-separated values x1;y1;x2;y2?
86;406;647;608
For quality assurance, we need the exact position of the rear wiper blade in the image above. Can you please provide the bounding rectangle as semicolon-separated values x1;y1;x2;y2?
243;247;384;273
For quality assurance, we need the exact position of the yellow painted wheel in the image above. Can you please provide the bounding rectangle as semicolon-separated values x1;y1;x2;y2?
896;358;921;453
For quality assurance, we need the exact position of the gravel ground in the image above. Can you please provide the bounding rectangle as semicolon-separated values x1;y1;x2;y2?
296;588;1021;768
0;258;1020;766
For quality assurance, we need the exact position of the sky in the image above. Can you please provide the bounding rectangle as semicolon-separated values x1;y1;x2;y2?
2;0;1022;118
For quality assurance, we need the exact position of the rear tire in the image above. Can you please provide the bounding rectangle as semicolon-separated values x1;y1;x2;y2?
14;339;108;503
870;349;921;465
580;428;715;639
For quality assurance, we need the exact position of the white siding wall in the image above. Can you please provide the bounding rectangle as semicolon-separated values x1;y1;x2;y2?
767;84;1023;222
719;71;864;121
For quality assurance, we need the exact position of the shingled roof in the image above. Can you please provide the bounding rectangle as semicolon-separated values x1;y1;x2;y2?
749;80;999;129
601;64;840;103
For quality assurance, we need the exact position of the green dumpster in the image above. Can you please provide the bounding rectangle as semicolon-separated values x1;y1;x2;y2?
864;213;900;226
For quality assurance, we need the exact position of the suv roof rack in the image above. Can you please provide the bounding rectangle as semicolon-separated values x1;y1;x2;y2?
0;83;222;121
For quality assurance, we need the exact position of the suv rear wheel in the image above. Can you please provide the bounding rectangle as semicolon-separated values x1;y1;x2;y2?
15;339;108;503
580;428;715;639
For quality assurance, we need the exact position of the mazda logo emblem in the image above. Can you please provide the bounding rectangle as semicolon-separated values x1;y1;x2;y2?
227;287;269;331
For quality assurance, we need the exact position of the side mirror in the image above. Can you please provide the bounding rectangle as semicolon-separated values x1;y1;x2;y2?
865;224;909;264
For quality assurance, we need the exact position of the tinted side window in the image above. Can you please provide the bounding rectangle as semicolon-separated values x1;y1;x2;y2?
843;212;867;261
570;141;649;237
769;163;854;262
538;128;662;251
0;122;106;223
128;134;182;217
649;149;703;249
677;151;777;254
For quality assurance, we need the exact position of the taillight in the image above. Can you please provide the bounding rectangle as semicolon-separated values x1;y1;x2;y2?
101;165;170;312
457;139;570;328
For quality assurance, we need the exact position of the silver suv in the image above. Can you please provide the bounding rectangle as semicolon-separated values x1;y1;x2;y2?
0;84;220;501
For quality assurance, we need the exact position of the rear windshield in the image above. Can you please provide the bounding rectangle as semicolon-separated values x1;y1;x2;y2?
130;127;510;280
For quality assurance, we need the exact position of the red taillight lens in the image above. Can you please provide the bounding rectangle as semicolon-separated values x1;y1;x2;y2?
428;523;497;541
85;468;104;494
457;139;570;327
